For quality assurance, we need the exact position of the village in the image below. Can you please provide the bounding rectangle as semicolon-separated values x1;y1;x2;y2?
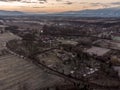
0;17;120;90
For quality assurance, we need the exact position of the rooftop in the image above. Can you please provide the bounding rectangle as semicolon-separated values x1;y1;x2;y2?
85;46;110;56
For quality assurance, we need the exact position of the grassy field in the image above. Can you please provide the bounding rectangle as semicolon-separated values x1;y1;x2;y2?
0;54;64;90
0;32;21;50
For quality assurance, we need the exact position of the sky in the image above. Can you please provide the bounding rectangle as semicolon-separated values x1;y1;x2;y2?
0;0;120;13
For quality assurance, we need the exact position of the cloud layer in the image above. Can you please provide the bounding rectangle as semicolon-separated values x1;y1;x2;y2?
0;0;120;12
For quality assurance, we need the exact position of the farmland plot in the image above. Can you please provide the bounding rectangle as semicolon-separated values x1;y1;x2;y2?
0;54;64;90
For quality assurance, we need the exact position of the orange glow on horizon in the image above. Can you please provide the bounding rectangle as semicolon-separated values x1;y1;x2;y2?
0;0;120;13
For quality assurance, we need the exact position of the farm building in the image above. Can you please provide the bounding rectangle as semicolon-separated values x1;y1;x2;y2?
85;46;110;56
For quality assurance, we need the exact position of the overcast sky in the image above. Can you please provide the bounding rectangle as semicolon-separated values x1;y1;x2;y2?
0;0;120;12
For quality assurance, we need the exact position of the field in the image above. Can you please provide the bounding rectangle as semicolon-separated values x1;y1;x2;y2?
0;54;64;90
0;32;21;50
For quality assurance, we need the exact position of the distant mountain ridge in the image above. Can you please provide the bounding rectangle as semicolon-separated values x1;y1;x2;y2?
0;10;25;16
0;7;120;17
55;7;120;17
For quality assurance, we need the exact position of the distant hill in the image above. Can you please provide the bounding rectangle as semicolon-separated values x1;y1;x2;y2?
0;10;25;16
52;7;120;17
1;7;120;17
